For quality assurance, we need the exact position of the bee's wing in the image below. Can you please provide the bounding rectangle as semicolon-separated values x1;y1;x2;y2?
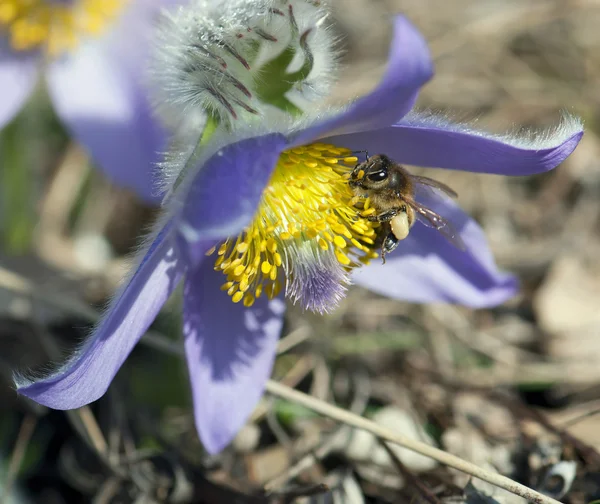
408;202;466;250
404;179;467;251
410;175;458;199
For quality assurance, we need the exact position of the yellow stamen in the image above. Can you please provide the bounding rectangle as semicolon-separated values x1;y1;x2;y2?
215;144;379;305
0;0;126;55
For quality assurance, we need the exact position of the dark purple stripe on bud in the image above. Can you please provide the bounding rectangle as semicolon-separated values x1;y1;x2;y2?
288;4;299;36
218;68;252;98
255;28;278;42
299;29;314;68
221;42;251;69
269;7;285;16
230;96;260;115
207;87;238;119
190;43;228;69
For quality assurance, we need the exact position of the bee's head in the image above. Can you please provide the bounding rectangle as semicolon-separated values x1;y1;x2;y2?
350;154;392;190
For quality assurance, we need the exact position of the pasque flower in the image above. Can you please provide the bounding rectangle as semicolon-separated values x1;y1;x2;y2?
17;0;582;453
0;0;185;202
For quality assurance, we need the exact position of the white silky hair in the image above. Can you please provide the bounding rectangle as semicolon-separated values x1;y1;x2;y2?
150;0;338;132
402;110;583;151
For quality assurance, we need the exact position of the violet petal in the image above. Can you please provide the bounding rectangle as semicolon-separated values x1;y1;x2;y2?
16;222;187;407
353;195;518;307
46;11;167;204
292;15;433;146
183;259;285;454
0;43;38;127
325;112;583;175
179;133;287;263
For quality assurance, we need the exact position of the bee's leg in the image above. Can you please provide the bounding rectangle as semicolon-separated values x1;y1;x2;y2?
367;208;399;223
380;231;400;264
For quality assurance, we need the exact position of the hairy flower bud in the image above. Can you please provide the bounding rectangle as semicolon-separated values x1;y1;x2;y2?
151;0;336;131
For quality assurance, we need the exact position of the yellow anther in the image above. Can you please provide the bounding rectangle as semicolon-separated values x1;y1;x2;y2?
335;249;352;266
332;223;347;235
233;264;246;277
261;261;272;274
305;228;318;239
243;294;255;307
205;245;217;256
333;235;347;249
232;291;244;303
220;281;234;291
274;253;282;267
236;242;249;253
269;267;278;281
266;238;277;253
362;207;376;216
318;238;329;250
239;277;250;292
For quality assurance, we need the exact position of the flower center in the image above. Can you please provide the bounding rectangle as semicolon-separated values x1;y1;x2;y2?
206;143;380;312
0;0;125;54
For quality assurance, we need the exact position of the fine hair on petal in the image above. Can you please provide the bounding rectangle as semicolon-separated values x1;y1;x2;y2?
403;110;583;151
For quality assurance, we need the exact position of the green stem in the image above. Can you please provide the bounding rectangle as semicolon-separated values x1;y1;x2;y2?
1;119;34;253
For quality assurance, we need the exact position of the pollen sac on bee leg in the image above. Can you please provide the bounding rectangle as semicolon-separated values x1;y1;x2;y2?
390;212;410;241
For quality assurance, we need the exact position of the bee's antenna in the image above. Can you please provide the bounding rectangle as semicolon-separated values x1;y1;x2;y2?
351;150;369;160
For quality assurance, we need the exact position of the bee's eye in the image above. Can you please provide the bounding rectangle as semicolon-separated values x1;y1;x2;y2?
367;169;388;182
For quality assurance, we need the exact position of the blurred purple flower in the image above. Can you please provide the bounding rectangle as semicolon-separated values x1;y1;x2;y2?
0;0;184;203
17;15;582;454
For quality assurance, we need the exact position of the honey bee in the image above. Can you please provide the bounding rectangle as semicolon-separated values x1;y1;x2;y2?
349;154;465;263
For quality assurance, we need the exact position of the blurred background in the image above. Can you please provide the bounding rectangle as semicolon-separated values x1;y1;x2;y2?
1;0;600;502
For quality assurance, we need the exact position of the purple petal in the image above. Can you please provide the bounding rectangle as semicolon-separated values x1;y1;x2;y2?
0;42;38;127
352;195;518;308
179;133;287;263
45;2;169;204
16;222;187;407
183;259;285;454
325;112;583;175
292;15;432;146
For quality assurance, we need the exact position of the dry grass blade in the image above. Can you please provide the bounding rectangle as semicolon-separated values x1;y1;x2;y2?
379;439;442;504
0;414;37;503
264;380;563;504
